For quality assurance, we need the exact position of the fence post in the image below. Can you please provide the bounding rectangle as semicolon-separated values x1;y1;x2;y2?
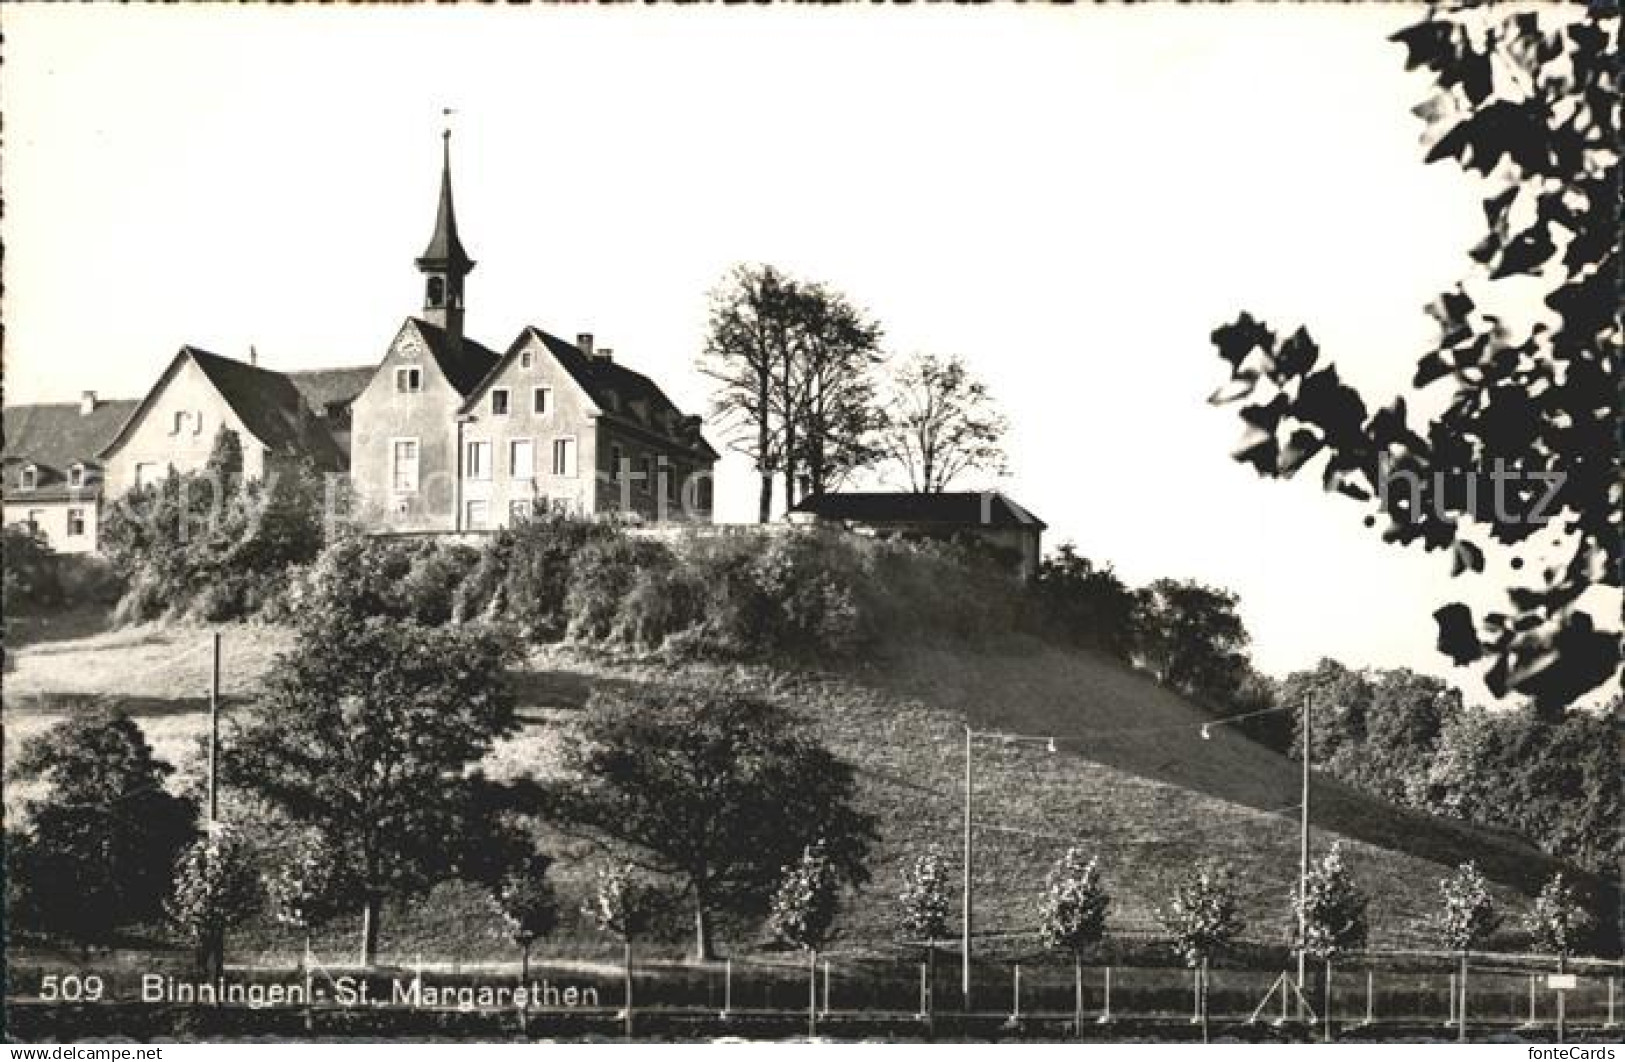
821;959;831;1018
1363;968;1373;1027
1010;964;1021;1021
1192;965;1202;1024
919;962;929;1021
1098;966;1113;1025
1445;972;1456;1028
1520;974;1537;1029
1605;977;1618;1030
719;959;732;1021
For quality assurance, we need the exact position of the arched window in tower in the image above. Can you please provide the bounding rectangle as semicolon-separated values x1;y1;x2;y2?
426;276;446;308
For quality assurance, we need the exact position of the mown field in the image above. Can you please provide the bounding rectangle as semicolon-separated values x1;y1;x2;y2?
2;617;1586;970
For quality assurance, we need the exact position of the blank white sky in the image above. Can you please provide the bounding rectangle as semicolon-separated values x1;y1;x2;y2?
7;4;1596;699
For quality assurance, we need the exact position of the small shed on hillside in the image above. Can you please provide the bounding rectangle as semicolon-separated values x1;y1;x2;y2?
787;490;1046;580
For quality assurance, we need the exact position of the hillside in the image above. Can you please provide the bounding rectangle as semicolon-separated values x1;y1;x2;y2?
3;621;1586;962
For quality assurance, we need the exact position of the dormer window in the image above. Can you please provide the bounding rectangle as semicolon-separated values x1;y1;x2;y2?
396;367;422;393
68;464;85;489
20;464;38;490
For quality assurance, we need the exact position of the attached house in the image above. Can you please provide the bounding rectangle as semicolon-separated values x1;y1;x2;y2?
96;346;353;497
348;133;716;533
788;490;1047;580
2;393;139;553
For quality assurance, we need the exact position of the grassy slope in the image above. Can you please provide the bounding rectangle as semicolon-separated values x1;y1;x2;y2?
3;622;1578;964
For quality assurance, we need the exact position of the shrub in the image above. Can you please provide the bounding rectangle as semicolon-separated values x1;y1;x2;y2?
3;524;62;611
55;553;126;607
100;434;330;622
457;515;621;637
565;535;676;642
296;534;477;627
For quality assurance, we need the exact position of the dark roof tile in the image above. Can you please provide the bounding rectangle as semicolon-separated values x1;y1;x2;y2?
790;491;1046;530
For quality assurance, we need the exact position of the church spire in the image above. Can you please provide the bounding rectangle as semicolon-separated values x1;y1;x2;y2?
416;126;474;341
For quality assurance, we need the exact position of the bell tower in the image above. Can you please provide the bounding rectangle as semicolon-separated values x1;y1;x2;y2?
415;128;475;349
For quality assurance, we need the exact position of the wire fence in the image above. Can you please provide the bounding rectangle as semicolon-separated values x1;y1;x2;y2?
8;949;1622;1034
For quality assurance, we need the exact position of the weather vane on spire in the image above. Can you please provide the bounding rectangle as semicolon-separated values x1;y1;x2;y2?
442;107;457;144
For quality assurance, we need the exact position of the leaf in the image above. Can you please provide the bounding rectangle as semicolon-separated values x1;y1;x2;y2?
1450;539;1485;577
1390;19;1457;73
1207;374;1258;406
1210;313;1275;369
1489;223;1558;279
1277;428;1324;478
1275;328;1320;377
1434;602;1483;665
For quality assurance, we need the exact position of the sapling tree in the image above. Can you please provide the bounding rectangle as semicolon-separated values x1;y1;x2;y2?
897;846;953;1026
166;824;261;981
263;829;346;1032
1038;848;1111;1036
768;842;842;1040
1431;861;1500;1042
1159;863;1244;1043
1291;843;1370;1040
1525;871;1596;1041
489;852;560;1035
586;862;663;1041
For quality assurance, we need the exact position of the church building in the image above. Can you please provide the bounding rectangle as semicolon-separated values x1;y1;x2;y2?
4;131;716;551
347;133;717;531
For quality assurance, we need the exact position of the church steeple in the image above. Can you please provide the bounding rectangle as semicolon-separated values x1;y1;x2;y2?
415;128;475;343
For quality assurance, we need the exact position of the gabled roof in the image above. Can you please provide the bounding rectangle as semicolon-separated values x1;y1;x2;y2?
3;399;139;498
97;346;345;469
789;491;1047;530
466;326;718;460
286;366;375;415
410;318;502;397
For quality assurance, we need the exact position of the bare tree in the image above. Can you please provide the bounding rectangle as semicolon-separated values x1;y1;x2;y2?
786;284;883;500
700;265;884;518
699;264;798;523
878;353;1008;493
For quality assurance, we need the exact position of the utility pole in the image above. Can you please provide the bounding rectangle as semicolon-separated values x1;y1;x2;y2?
1297;694;1311;1019
962;724;973;1005
208;630;221;823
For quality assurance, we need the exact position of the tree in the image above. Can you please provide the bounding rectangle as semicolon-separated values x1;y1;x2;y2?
264;827;347;1032
7;708;196;948
1421;704;1620;875
1526;872;1596;968
1431;861;1500;1042
166;824;261;980
700;264;884;519
1038;849;1111;1036
1526;871;1597;1041
1159;863;1244;1043
897;846;953;1027
1204;5;1621;712
542;684;875;960
768;842;843;1040
1292;843;1370;1040
783;282;885;501
877;352;1007;493
1132;578;1253;706
585;862;664;1042
488;851;560;1035
1031;545;1137;660
226;615;522;965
